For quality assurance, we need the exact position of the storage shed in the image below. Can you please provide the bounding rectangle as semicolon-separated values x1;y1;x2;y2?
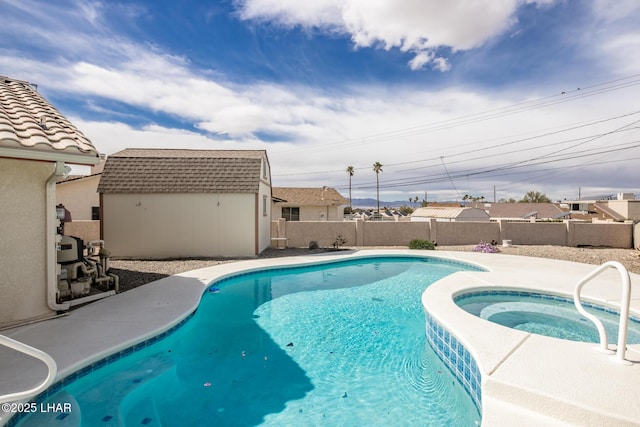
97;149;272;258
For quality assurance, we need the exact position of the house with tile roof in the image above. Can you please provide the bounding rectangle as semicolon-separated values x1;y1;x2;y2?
0;76;100;328
97;148;272;258
272;187;348;221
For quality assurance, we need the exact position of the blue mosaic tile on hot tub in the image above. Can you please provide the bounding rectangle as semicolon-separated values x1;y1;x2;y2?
425;311;482;412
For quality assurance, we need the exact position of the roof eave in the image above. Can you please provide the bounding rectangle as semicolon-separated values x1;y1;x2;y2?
0;146;100;166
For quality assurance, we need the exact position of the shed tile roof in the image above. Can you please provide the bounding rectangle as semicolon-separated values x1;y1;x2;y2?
0;76;98;161
272;187;348;206
97;149;268;194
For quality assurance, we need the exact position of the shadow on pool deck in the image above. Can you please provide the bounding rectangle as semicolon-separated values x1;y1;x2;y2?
10;271;315;427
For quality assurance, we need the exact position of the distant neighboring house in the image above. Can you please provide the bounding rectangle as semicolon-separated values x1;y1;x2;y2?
56;173;101;220
56;154;105;221
97;149;272;258
563;193;639;221
411;207;490;222
55;155;105;243
272;187;348;221
0;76;99;328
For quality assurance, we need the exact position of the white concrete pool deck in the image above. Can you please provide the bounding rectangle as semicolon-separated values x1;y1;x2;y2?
1;250;639;426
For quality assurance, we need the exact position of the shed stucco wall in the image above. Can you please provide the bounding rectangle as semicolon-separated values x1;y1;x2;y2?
0;158;54;327
103;193;258;258
257;181;272;254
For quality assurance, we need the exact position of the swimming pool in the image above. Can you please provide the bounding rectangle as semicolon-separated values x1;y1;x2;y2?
16;256;483;426
456;291;640;344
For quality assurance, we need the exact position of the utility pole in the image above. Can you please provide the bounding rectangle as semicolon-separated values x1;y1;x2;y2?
493;185;496;203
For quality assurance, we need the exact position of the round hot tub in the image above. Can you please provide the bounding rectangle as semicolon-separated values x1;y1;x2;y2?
455;291;640;344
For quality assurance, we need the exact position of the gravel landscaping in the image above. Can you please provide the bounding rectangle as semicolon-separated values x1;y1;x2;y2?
109;245;640;293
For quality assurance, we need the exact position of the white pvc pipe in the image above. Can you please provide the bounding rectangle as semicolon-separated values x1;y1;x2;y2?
45;162;70;312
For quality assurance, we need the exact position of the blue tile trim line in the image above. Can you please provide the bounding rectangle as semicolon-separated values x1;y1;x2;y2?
424;311;482;413
5;311;195;427
211;255;485;286
454;290;640;325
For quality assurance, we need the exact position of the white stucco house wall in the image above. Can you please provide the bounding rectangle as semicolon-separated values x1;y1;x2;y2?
0;76;100;328
272;187;348;221
97;149;272;258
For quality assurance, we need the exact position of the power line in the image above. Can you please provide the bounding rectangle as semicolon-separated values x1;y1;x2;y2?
271;73;640;157
440;156;462;199
273;109;640;177
336;140;640;191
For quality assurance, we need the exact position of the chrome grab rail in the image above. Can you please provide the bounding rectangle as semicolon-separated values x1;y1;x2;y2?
0;334;57;403
573;261;632;365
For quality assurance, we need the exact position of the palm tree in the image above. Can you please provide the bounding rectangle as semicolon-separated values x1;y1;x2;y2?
373;162;383;215
346;166;354;212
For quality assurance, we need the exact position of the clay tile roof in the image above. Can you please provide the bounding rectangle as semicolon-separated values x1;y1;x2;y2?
97;148;269;194
272;187;348;205
0;76;98;162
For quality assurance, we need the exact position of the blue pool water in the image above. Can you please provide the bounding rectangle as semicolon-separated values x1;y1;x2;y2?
456;291;640;344
17;257;482;427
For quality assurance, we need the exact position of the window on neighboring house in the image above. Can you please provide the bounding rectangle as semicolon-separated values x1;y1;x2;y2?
282;207;300;221
91;206;100;220
263;195;268;216
262;160;268;180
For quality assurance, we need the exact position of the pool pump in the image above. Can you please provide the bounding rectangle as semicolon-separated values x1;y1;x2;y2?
56;236;119;303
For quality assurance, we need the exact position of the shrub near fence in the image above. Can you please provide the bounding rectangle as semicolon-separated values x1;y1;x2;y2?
271;219;634;249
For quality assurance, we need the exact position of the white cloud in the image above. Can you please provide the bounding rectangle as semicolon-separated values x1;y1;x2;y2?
235;0;343;27
235;0;557;70
588;1;640;76
3;0;639;200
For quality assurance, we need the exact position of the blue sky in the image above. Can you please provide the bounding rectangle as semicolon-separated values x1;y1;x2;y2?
2;0;640;202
